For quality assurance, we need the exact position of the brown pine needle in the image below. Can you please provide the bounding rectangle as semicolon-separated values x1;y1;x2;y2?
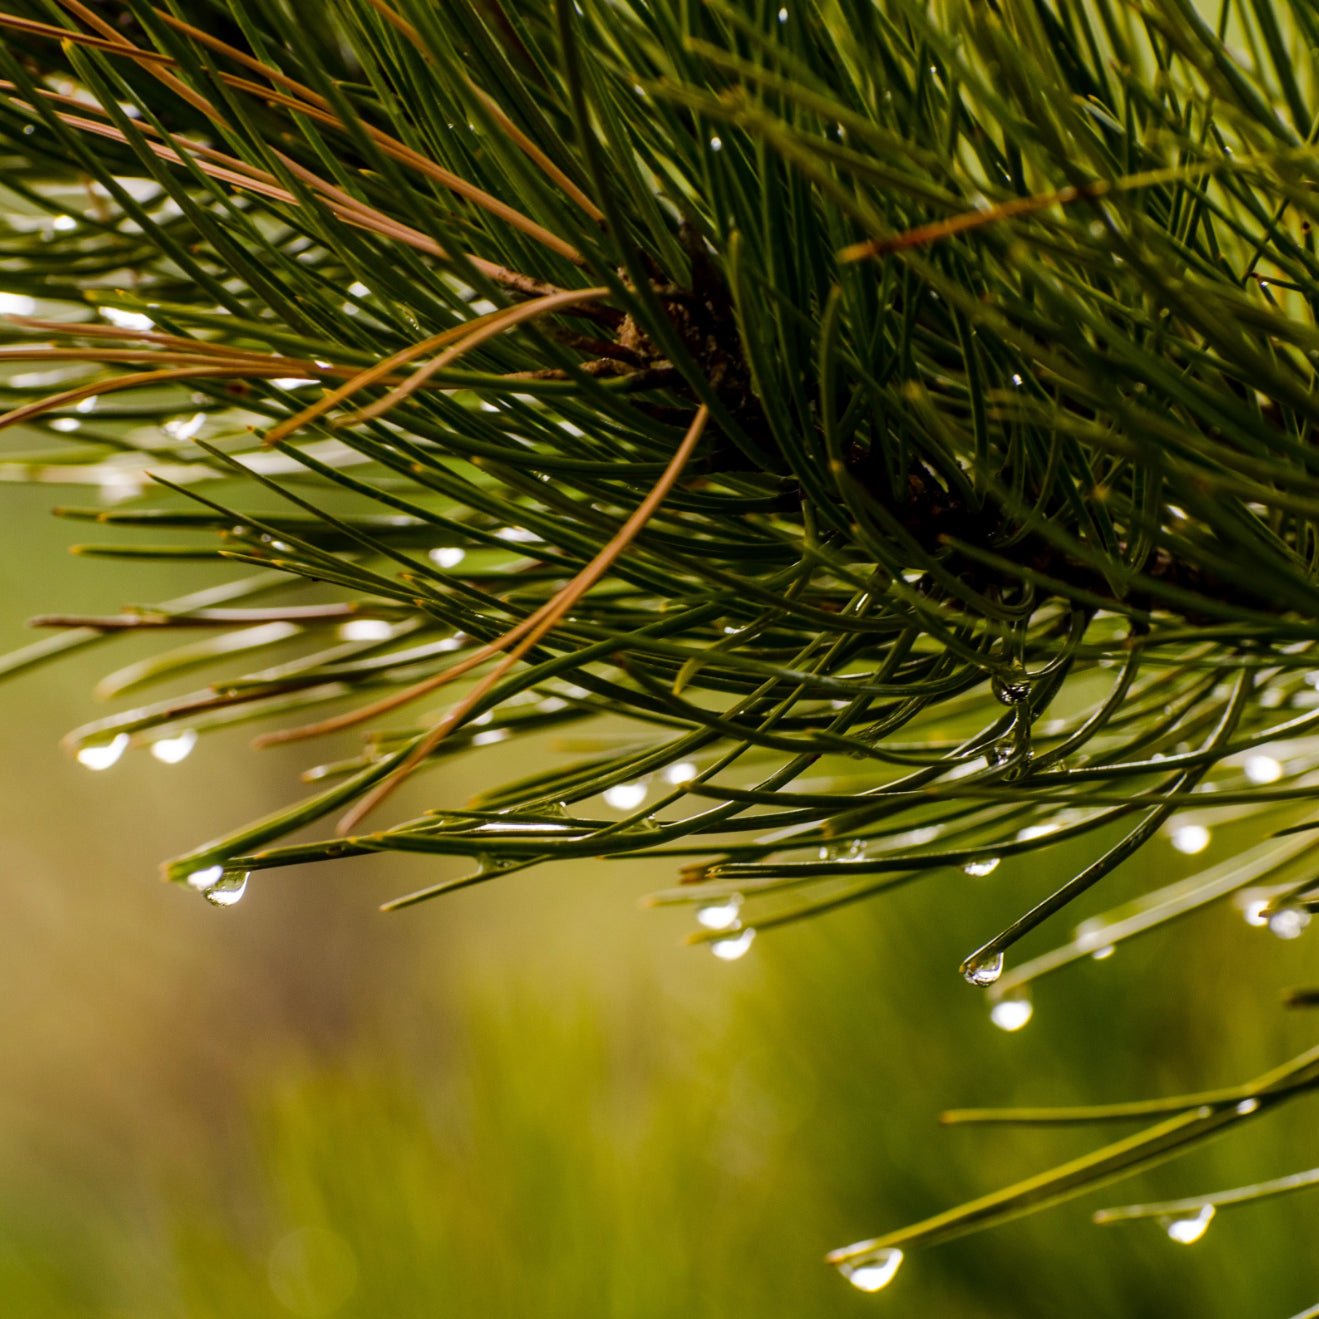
342;286;613;427
334;404;711;834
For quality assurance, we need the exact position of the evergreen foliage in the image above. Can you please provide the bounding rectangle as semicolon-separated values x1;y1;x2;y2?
0;0;1316;1296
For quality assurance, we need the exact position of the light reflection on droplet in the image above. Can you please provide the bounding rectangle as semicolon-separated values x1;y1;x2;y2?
76;733;129;771
339;619;394;642
49;417;80;432
835;1247;903;1293
1162;1204;1215;1245
603;782;647;811
665;761;698;785
1244;754;1283;784
990;995;1033;1031
696;895;742;931
1170;823;1211;854
429;547;466;569
186;865;224;891
52;214;78;232
1268;906;1310;940
961;950;1004;987
711;928;755;961
963;857;1000;877
709;136;723;151
150;729;197;764
471;729;509;747
1235;1098;1260;1116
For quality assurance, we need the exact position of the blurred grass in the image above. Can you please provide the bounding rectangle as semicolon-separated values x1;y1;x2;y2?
1;489;1317;1317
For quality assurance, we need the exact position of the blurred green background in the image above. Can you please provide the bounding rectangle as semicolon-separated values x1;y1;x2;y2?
1;484;1316;1318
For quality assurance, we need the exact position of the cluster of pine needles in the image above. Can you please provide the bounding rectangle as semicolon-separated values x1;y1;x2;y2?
0;0;1316;1296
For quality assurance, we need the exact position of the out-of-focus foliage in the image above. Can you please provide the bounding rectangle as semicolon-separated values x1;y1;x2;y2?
1;0;1317;1299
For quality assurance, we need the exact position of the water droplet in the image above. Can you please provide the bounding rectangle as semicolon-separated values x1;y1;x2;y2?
1010;372;1024;387
711;928;755;961
52;214;78;232
836;1247;903;1293
76;733;129;771
1170;824;1211;855
603;782;647;811
1235;1097;1260;1116
150;729;197;764
963;856;1000;877
665;760;698;785
186;865;224;891
990;995;1033;1031
0;291;37;315
1161;1204;1215;1245
696;895;742;931
1091;944;1115;961
987;738;1015;767
429;547;466;568
203;871;249;907
1268;906;1310;940
339;619;394;642
471;729;509;747
709;136;723;152
777;5;788;20
1244;754;1283;784
992;670;1031;705
961;950;1004;987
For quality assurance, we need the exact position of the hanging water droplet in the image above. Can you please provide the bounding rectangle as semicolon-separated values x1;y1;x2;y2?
665;760;698;785
696;894;742;931
1169;823;1211;855
992;669;1031;705
961;950;1004;987
990;995;1033;1032
709;135;724;152
1267;906;1310;940
203;871;249;907
1161;1204;1215;1245
963;856;1000;877
76;733;130;771
835;1247;903;1293
777;5;789;20
150;729;197;764
429;547;466;569
711;928;755;961
1235;1097;1260;1116
987;738;1015;767
603;782;647;811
